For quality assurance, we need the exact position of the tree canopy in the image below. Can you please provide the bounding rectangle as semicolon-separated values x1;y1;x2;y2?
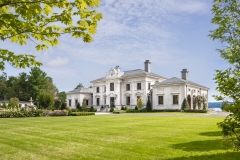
0;0;102;70
0;67;57;101
75;83;84;89
209;0;240;150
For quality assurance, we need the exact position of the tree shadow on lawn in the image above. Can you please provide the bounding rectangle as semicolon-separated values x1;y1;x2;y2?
199;131;222;137
166;152;240;160
171;139;229;152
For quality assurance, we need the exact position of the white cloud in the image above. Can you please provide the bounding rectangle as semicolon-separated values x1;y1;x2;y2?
47;57;69;67
2;0;219;98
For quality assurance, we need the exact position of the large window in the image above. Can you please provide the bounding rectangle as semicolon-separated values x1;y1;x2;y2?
69;99;71;107
158;96;163;105
110;83;114;91
137;83;141;90
96;98;100;106
126;84;130;91
86;100;89;106
104;98;106;104
173;95;179;104
104;86;106;92
126;96;130;105
148;83;151;90
96;87;99;93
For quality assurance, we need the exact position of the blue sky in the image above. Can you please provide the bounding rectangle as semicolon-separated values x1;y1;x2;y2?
0;0;230;102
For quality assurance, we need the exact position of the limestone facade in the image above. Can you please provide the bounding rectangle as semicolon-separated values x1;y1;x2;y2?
66;60;209;110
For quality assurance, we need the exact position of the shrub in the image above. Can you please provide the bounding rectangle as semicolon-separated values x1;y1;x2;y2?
113;110;126;114
43;110;68;116
71;108;78;112
1;102;7;108
89;106;96;112
146;99;152;112
135;106;138;110
82;98;88;110
126;109;141;113
121;106;125;110
54;100;61;110
136;97;143;109
66;107;72;115
76;102;81;111
181;98;189;110
152;109;180;112
110;107;114;112
0;109;43;118
184;110;207;113
70;112;95;116
37;92;54;109
9;97;19;109
61;103;66;110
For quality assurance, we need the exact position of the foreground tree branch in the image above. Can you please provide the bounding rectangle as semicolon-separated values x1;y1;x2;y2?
0;0;102;70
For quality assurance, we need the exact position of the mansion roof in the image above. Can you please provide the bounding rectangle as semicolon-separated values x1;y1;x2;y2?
67;87;93;94
91;69;166;83
152;77;209;89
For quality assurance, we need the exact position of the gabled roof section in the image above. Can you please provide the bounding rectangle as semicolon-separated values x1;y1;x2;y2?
90;69;166;83
122;69;166;79
67;87;93;94
152;77;209;89
90;77;106;83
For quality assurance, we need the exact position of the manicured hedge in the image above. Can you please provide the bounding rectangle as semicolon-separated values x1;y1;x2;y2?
125;109;181;113
70;112;95;116
151;109;180;112
183;109;208;113
113;110;126;114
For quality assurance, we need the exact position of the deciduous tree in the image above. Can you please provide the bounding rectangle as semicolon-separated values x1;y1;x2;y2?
0;0;102;70
8;97;19;109
209;0;240;150
37;91;54;109
136;97;143;109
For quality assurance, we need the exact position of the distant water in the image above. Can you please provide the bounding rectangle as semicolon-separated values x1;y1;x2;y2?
208;102;233;111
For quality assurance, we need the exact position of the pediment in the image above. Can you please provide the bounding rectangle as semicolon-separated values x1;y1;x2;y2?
124;92;131;96
135;92;143;96
108;93;117;98
95;94;100;98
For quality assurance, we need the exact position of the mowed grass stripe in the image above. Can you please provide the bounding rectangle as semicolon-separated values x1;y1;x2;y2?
0;114;239;160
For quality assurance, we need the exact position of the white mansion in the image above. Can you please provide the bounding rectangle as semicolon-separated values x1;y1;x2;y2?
66;60;209;111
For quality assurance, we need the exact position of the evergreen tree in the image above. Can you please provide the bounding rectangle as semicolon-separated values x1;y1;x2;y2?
181;98;189;110
146;99;152;112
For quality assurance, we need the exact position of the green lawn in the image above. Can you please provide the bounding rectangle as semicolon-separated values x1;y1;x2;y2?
0;113;239;160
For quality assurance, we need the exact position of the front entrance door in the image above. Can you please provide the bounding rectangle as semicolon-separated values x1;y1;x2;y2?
110;97;115;107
